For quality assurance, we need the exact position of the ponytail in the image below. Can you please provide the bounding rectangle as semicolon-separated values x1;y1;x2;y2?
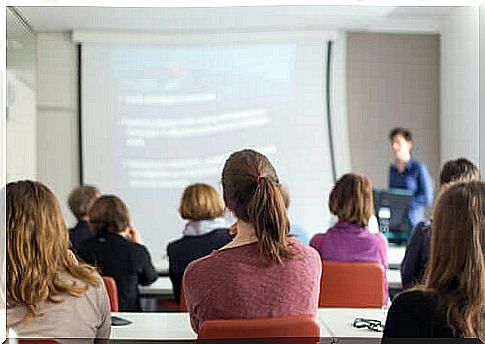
247;177;294;264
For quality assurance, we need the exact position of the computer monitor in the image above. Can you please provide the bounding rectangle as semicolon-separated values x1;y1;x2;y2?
373;189;413;234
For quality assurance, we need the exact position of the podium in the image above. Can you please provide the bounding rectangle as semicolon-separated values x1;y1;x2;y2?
373;188;413;244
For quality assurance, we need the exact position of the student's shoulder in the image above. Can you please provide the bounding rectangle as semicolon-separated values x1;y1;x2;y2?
391;289;438;313
183;252;218;279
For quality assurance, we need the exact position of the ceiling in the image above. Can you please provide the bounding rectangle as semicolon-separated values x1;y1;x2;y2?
7;6;453;35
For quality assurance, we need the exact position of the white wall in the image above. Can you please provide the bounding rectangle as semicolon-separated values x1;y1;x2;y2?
6;13;37;182
36;33;79;225
440;6;480;166
346;32;440;189
480;4;485;169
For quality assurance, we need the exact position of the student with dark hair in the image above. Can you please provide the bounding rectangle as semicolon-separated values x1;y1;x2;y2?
67;185;100;252
183;149;321;333
7;181;110;339
400;158;480;288
383;181;485;339
167;183;233;305
388;127;433;238
310;173;388;269
77;195;158;311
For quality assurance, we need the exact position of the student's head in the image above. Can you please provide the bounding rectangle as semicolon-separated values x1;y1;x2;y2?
179;183;225;221
426;181;485;338
280;185;291;209
389;127;413;161
439;158;480;191
221;149;292;263
89;195;130;234
68;185;100;221
329;173;374;227
7;180;98;321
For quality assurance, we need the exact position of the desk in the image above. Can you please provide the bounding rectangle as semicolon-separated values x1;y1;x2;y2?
154;257;169;276
110;311;333;340
139;276;173;296
388;245;405;270
110;312;196;340
317;308;384;343
386;269;402;290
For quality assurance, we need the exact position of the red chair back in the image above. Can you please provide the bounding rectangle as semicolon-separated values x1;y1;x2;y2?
179;283;188;312
19;340;59;344
198;315;320;342
102;276;119;312
319;260;386;308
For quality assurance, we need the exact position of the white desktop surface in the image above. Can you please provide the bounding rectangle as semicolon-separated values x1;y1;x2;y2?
386;269;402;289
139;276;173;296
317;308;385;338
110;312;335;340
388;245;405;268
111;312;197;340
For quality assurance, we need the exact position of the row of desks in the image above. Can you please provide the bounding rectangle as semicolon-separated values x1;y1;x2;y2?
111;308;385;342
139;270;402;297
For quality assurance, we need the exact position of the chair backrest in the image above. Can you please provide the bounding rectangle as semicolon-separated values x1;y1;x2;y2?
18;340;59;344
319;260;386;308
198;315;320;342
102;276;119;312
178;283;187;312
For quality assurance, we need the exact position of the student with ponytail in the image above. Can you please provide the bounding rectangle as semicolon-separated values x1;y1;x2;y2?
183;149;321;332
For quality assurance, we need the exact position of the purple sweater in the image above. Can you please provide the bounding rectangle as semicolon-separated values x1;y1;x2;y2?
183;238;321;332
310;221;388;269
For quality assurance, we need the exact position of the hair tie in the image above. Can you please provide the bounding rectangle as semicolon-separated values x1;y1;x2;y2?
256;175;266;184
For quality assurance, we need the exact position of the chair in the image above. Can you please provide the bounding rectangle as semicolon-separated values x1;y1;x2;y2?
197;315;320;343
102;276;119;312
178;283;188;312
319;260;386;308
18;340;59;344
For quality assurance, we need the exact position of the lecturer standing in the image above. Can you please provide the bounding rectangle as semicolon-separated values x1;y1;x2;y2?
388;127;433;234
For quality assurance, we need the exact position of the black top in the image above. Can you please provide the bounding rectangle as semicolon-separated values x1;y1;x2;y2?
69;220;95;253
77;232;158;311
383;290;457;339
401;220;431;289
167;228;233;304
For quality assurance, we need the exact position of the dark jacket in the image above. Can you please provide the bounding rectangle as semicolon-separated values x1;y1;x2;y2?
167;228;233;304
383;290;456;338
69;220;94;253
400;220;431;289
77;231;158;311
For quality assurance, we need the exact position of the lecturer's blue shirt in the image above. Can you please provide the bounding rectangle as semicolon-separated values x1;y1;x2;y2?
389;158;433;229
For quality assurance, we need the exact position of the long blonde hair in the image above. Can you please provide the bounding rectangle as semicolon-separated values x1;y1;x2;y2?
423;181;485;339
7;181;100;321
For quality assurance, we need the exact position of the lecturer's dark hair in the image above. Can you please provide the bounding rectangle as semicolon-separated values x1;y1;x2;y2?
222;149;294;264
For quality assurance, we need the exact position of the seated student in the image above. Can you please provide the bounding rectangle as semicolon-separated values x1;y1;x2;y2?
280;185;310;244
67;185;100;252
310;173;388;269
183;149;321;333
383;181;485;339
77;195;158;311
167;183;233;305
401;158;480;289
6;180;110;339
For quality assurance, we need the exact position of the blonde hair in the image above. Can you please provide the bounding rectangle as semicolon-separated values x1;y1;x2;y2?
7;181;100;322
328;173;374;227
179;183;224;221
422;181;485;339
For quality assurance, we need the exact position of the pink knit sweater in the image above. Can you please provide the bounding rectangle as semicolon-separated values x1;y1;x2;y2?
183;238;322;332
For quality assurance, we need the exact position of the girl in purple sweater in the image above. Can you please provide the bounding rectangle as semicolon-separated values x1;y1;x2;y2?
310;173;388;269
183;149;322;333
